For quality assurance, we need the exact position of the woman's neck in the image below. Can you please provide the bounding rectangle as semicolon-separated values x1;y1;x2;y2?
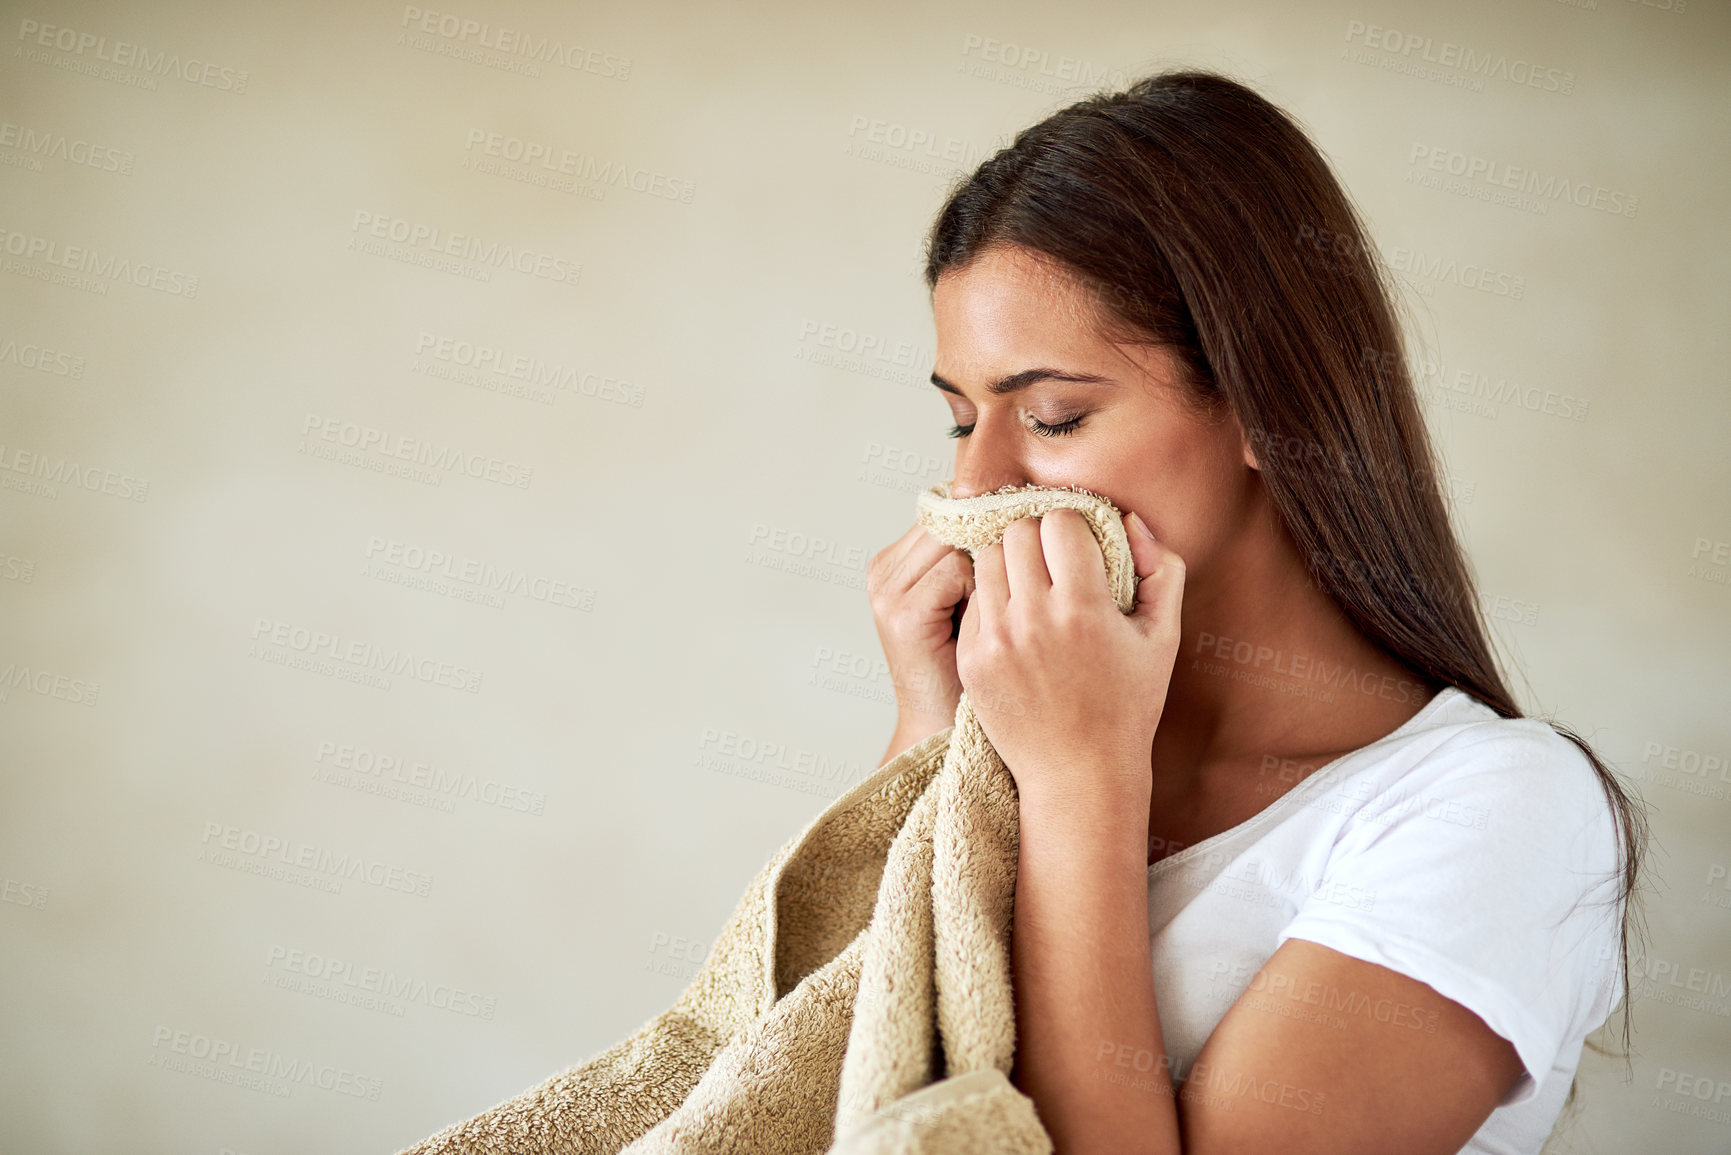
1151;491;1433;790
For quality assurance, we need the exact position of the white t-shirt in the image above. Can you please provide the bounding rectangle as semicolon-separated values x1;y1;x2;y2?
1147;686;1625;1155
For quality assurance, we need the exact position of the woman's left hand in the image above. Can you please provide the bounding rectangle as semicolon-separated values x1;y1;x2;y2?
954;507;1185;814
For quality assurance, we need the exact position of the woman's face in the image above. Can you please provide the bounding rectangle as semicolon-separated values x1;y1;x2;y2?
930;244;1261;585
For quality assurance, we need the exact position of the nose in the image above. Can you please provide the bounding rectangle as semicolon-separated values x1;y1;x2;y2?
949;437;1027;499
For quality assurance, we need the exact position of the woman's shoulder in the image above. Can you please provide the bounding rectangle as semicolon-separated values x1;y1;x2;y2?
1385;687;1609;807
1341;688;1623;885
1299;687;1629;1048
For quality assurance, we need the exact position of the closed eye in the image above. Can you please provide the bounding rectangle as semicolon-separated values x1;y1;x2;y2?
947;413;1087;439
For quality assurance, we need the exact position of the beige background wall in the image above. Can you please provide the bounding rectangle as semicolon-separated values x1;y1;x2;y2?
1;0;1726;1151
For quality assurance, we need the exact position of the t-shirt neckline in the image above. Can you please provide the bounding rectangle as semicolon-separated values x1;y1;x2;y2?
1146;685;1464;877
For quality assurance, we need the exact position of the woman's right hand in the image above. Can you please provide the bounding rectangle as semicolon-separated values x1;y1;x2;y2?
867;523;976;747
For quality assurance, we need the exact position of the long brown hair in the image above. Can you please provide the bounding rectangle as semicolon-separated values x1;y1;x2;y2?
922;68;1649;1120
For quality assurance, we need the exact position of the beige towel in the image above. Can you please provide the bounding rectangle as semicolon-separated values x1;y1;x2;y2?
396;480;1139;1155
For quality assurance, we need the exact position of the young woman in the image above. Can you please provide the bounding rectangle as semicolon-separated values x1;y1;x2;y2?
868;70;1646;1155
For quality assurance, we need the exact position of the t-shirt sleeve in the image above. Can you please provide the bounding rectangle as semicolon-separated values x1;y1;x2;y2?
1274;721;1625;1107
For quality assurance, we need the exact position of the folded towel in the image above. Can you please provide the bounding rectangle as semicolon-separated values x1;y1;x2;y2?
396;480;1138;1155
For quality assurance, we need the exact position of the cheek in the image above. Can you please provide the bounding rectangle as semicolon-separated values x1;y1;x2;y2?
1112;455;1247;559
1162;470;1258;571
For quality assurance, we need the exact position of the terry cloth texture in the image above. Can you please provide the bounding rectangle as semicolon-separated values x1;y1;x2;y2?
396;480;1138;1155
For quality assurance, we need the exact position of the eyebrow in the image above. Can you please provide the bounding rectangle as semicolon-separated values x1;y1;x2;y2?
929;367;1114;396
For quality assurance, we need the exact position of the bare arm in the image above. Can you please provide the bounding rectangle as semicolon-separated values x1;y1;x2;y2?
1011;774;1175;1154
878;709;956;767
1009;758;1526;1155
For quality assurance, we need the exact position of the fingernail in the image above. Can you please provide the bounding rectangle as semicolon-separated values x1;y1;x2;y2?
1129;511;1155;539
